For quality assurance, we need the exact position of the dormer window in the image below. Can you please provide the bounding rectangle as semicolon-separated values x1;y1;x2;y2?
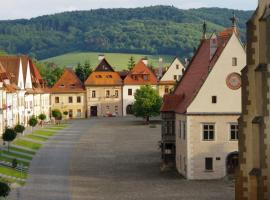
143;75;148;81
70;84;76;88
96;75;102;78
106;75;113;78
60;84;65;88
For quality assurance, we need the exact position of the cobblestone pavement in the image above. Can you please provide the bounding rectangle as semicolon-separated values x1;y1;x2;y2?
70;117;234;200
9;117;234;200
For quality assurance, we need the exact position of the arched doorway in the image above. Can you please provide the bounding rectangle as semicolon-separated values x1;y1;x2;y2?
226;152;239;176
126;105;133;115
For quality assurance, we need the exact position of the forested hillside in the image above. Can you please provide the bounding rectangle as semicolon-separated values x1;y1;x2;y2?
0;6;252;59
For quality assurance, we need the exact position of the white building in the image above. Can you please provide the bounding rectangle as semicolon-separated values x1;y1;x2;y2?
123;59;158;116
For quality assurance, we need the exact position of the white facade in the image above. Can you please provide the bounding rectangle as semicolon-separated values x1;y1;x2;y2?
160;58;185;82
176;33;246;180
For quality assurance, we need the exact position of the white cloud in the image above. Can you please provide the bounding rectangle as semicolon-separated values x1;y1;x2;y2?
0;0;257;20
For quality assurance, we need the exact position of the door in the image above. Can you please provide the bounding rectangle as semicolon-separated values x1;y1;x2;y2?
90;106;97;117
227;152;239;175
69;109;73;119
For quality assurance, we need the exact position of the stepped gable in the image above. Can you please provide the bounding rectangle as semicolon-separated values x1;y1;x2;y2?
161;31;232;113
51;68;85;93
124;60;158;85
85;58;123;86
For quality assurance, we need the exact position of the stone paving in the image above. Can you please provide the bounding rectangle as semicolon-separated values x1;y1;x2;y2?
9;117;234;200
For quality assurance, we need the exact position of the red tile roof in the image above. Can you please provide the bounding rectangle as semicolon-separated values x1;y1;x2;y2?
161;33;232;113
84;71;123;86
124;60;158;85
51;68;85;93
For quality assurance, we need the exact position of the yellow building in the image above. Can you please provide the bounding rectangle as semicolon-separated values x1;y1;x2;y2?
51;68;86;119
236;0;270;199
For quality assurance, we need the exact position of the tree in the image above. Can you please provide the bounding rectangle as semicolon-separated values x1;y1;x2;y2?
28;116;38;132
133;85;162;123
75;61;92;82
14;124;25;135
63;111;69;120
38;114;46;127
2;128;17;152
127;56;136;71
0;182;10;198
52;109;62;124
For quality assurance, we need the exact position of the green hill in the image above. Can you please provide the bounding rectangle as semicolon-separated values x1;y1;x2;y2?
42;52;174;70
0;6;252;60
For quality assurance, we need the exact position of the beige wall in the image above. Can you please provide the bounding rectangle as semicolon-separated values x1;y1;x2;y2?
51;93;86;119
86;86;122;117
158;84;175;97
183;115;239;180
160;58;184;82
188;33;246;114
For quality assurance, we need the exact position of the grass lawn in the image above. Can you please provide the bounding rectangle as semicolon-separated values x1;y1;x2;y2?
0;166;27;179
25;134;48;142
13;139;42;151
41;52;174;70
2;150;32;161
33;130;55;137
9;147;36;155
0;156;29;167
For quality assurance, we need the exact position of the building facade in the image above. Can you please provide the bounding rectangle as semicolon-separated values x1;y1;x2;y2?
158;58;185;97
161;22;246;179
51;68;86;119
123;59;158;116
236;0;270;199
85;59;123;117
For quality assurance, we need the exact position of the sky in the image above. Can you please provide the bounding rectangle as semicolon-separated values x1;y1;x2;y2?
0;0;257;20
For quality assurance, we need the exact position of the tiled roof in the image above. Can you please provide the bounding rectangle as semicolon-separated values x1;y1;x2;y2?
161;32;232;113
124;60;158;85
84;71;123;86
51;68;85;93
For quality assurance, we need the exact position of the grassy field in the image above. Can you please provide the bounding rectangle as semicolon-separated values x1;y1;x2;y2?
41;52;175;70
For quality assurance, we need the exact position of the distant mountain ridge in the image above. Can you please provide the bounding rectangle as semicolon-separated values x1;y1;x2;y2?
0;6;253;59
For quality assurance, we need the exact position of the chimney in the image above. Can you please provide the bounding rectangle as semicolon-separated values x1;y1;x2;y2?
184;58;190;68
158;57;163;79
98;54;105;62
210;33;218;60
142;57;148;66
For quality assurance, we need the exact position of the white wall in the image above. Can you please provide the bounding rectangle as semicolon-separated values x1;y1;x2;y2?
161;58;185;82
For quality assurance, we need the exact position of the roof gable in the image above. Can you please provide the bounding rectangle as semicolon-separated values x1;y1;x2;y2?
161;32;233;113
95;58;114;72
160;57;185;82
124;60;158;85
51;68;85;93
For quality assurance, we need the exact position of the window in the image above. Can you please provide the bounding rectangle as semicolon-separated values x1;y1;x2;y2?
143;75;148;81
115;90;119;98
179;121;186;139
106;75;112;78
55;97;59;104
106;105;110;110
203;124;215;140
68;97;73;103
232;57;238;66
212;96;217;104
174;75;177;80
183;121;186;140
179;121;182;138
230;124;239;140
178;75;181;80
77;96;81;103
176;64;179;69
165;87;169;94
205;157;213;171
128;89;132;96
92;91;96;98
106;90;110;98
115;106;118;112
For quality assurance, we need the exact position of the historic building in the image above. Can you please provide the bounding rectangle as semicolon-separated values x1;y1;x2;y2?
85;58;123;117
236;0;270;199
158;58;185;97
161;20;246;179
123;59;158;116
51;68;86;119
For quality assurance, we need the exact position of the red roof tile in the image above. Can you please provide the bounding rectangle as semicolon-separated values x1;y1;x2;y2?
161;33;232;113
51;68;85;93
84;71;123;86
124;60;158;85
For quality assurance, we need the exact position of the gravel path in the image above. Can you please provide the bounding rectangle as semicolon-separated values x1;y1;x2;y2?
8;118;234;200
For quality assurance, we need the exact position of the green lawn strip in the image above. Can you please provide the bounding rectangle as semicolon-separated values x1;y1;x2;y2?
0;177;25;185
45;127;65;131
13;139;42;151
0;166;27;179
1;150;32;161
0;156;29;167
9;147;36;155
25;134;48;142
33;130;55;137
